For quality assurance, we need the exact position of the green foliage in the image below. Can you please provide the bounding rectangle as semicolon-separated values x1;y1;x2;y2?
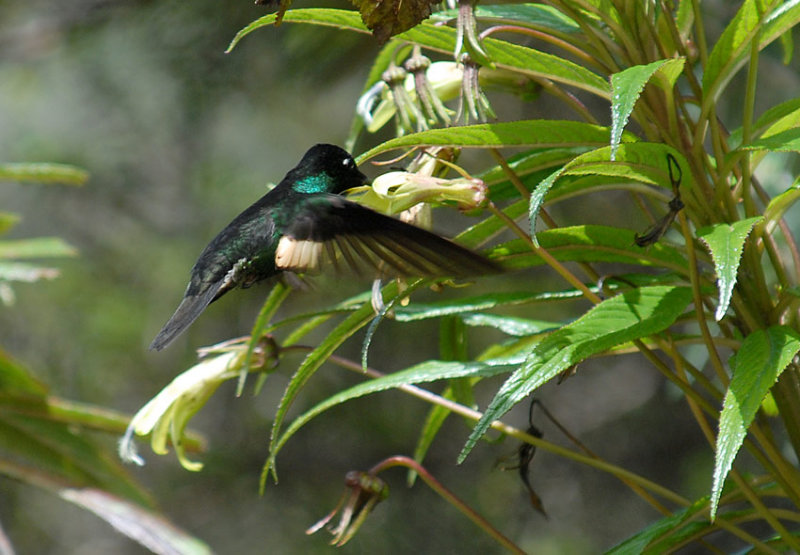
0;165;209;553
196;1;800;550
12;1;800;552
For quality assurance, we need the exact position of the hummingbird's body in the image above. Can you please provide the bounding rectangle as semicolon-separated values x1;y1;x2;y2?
150;144;500;351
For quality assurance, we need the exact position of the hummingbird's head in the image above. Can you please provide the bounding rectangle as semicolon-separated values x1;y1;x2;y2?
291;144;368;195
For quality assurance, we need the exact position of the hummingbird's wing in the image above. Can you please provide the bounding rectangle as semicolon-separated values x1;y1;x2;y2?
274;195;502;278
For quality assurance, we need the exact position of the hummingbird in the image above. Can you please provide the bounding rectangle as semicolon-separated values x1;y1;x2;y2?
149;144;501;351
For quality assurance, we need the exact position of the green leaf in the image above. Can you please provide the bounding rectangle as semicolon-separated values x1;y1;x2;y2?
0;452;207;555
703;0;761;100
728;97;800;148
431;4;580;34
228;10;610;97
607;497;709;554
458;199;527;248
267;355;522;476
0;400;152;506
739;127;800;152
227;9;368;52
393;290;568;321
0;237;77;259
610;59;684;160
265;295;385;483
762;1;800;53
0;349;47;394
459;313;557;337
558;143;690;187
359;120;618;162
479;147;585;200
528;143;691;244
696;217;762;321
711;326;800;519
459;286;693;462
238;281;291;395
494;225;689;273
763;181;800;234
0;163;89;186
529;167;564;245
703;0;800;102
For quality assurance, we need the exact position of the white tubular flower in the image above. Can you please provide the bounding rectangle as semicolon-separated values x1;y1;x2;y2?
357;171;488;216
119;349;244;471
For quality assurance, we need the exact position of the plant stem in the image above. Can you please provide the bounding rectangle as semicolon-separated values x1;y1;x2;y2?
369;456;525;554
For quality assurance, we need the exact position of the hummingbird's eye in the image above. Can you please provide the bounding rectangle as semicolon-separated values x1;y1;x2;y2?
342;157;354;168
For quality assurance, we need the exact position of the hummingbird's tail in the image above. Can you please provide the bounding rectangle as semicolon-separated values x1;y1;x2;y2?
149;283;223;351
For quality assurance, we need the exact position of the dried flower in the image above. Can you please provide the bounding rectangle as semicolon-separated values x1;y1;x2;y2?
306;471;389;546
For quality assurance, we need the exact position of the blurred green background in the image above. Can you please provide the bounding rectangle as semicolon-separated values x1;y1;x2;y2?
1;1;799;553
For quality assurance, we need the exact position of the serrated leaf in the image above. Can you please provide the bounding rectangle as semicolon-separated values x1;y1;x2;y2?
228;10;610;97
0;237;77;259
711;326;800;520
728;97;800;148
703;0;761;100
560;143;690;187
238;281;290;395
697;217;762;321
227;9;368;52
495;225;689;273
610;59;684;160
703;0;800;102
459;313;557;337
267;355;522;477
607;497;709;554
266;294;388;482
358;120;619;162
431;4;580;34
459;286;693;462
739;127;800;152
392;290;567;320
0;163;88;186
528;143;691;245
529;167;564;245
458;198;528;248
479;147;585;200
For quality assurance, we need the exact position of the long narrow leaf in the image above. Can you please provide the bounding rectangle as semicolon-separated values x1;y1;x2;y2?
459;286;693;462
610;59;684;159
267;355;522;476
228;10;610;97
711;326;800;519
359;121;619;162
697;217;762;321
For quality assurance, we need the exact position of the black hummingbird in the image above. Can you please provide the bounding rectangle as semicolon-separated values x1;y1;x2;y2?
149;144;501;351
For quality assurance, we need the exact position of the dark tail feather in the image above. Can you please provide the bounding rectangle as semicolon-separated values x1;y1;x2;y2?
149;283;224;351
